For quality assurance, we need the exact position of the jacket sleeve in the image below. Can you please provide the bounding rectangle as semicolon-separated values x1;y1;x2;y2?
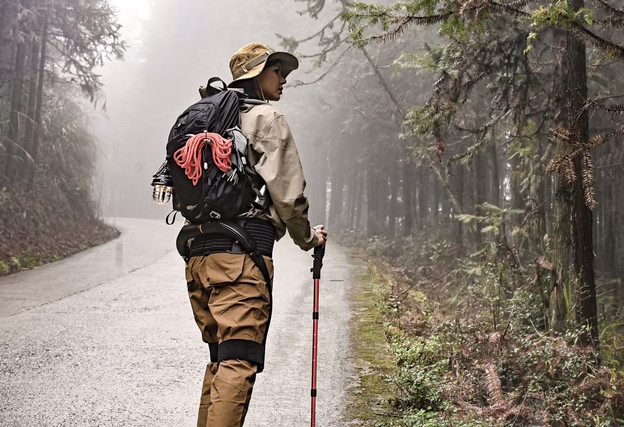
252;114;319;251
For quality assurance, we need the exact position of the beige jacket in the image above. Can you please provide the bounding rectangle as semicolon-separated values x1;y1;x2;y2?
240;102;318;251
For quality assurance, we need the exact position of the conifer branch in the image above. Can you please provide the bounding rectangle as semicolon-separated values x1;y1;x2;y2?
594;0;624;23
571;26;624;60
590;125;624;147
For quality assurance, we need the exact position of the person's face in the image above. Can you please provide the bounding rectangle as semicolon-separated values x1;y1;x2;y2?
256;63;286;101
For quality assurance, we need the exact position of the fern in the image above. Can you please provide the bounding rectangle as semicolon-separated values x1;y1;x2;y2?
485;362;505;407
581;153;597;210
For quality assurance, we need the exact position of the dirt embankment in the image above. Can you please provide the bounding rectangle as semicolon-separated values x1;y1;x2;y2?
0;187;119;275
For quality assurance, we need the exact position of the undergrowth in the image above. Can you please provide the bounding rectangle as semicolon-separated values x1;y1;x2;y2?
343;230;624;426
0;92;120;276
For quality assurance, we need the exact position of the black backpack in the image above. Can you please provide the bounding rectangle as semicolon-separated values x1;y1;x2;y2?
165;78;266;223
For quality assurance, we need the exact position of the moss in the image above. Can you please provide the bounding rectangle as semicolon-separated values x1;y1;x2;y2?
346;261;397;425
0;261;8;275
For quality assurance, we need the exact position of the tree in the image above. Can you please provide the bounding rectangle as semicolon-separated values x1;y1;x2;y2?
342;0;624;349
0;0;125;188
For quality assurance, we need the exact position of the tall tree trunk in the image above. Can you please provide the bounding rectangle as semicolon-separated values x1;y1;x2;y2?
431;169;441;225
5;38;27;183
348;169;358;229
550;11;598;349
329;163;344;229
614;169;624;307
550;28;573;333
488;143;501;208
366;159;379;236
417;164;427;229
451;163;465;245
565;0;599;349
28;13;48;188
474;149;489;247
568;0;597;348
402;158;414;235
544;166;554;238
354;169;364;229
551;168;572;332
23;36;39;175
388;162;399;237
528;138;547;257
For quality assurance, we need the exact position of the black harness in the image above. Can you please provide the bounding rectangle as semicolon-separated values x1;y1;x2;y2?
176;218;275;371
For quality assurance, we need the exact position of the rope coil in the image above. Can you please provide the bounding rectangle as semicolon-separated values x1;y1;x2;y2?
173;132;232;185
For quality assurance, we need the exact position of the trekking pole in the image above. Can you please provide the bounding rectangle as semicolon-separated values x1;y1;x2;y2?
310;245;325;427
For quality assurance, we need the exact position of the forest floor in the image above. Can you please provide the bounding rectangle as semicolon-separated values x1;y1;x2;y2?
344;232;624;427
0;188;119;276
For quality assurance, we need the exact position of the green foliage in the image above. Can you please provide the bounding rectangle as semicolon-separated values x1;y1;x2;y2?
391;334;446;411
523;1;594;54
344;223;624;425
456;202;524;241
343;2;392;46
527;1;593;30
599;309;624;369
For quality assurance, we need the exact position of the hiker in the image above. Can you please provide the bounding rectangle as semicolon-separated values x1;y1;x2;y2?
184;42;328;427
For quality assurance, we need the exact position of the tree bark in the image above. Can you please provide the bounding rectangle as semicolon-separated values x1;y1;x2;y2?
388;162;400;236
329;162;344;229
28;13;48;188
417;164;428;229
487;143;500;210
614;169;624;307
23;36;40;172
567;0;597;348
5;37;27;183
366;158;379;236
402;158;414;235
549;7;598;349
451;163;465;245
347;168;358;229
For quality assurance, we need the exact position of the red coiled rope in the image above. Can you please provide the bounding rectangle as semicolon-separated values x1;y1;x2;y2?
173;132;232;186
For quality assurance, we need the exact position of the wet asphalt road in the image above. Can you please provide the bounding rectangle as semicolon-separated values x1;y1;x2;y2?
0;218;355;426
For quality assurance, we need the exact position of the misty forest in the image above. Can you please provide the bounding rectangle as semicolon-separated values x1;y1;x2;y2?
2;0;624;425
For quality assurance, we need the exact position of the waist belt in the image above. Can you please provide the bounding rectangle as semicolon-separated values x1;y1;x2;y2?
188;218;275;258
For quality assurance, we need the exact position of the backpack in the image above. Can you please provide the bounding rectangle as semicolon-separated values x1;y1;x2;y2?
165;77;266;224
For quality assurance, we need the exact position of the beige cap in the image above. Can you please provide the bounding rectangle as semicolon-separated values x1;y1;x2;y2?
229;42;298;85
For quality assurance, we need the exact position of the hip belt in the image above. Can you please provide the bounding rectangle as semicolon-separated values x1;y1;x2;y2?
188;218;275;258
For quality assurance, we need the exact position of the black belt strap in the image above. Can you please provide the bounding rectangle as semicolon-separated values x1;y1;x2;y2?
176;220;272;291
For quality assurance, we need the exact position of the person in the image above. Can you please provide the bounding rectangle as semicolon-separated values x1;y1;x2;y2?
184;42;328;427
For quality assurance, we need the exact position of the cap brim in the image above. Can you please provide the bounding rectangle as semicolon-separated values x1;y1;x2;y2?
267;51;299;78
228;51;299;87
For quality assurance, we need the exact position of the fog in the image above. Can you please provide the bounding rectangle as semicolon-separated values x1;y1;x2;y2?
94;0;338;224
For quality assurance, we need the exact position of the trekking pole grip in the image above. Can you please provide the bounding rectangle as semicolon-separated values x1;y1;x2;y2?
311;245;325;280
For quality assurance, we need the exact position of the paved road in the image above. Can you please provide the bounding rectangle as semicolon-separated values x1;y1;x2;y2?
0;218;355;426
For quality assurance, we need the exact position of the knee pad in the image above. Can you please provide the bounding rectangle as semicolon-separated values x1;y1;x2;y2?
218;339;266;372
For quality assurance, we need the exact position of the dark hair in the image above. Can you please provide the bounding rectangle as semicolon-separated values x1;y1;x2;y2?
230;78;261;99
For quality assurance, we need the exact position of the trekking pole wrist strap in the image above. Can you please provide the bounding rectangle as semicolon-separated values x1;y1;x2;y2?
311;245;325;279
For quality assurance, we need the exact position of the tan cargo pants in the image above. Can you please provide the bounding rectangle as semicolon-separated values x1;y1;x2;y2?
186;252;274;427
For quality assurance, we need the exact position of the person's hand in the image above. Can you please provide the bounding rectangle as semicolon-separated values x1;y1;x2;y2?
313;225;327;247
